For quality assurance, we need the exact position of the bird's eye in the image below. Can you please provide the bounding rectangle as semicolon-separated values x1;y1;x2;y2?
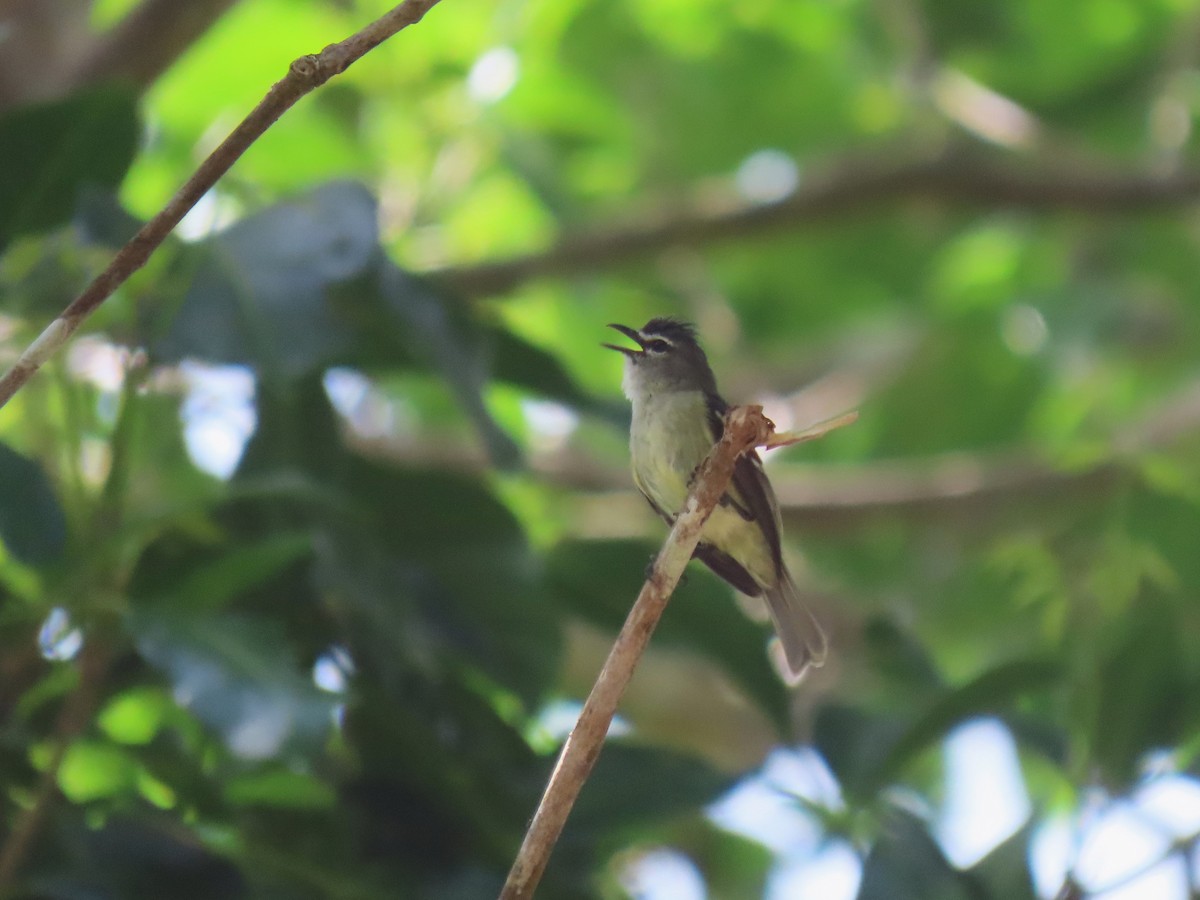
646;339;670;353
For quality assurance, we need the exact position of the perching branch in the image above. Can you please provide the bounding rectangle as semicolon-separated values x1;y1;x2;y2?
0;0;444;412
498;405;774;900
431;151;1200;296
500;406;854;899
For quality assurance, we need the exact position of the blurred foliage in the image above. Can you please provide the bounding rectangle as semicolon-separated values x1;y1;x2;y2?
3;0;1200;898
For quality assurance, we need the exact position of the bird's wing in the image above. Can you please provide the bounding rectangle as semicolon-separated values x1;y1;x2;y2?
705;391;785;574
692;543;763;596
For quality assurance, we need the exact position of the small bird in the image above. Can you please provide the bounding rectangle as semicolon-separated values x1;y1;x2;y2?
604;318;827;681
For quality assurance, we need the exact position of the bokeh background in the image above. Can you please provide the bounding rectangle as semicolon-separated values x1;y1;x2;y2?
3;0;1200;897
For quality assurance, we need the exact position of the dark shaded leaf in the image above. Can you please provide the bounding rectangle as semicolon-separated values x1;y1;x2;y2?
677;818;773;900
868;656;1063;794
857;808;972;900
154;181;378;379
861;617;944;692
0;441;67;565
965;821;1038;900
139;532;313;613
375;262;521;468
129;610;334;759
487;325;591;407
332;459;560;704
1092;595;1192;787
28;816;245;900
342;678;542;880
813;705;909;805
236;371;344;479
546;537;790;729
73;185;145;247
0;86;139;249
566;743;736;836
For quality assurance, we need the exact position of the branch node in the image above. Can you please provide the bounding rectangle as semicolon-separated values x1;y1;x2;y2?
290;53;324;82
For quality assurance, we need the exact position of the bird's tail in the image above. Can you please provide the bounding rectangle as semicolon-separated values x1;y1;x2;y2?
763;568;827;684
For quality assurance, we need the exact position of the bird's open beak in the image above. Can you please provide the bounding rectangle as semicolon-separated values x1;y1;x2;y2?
602;323;645;357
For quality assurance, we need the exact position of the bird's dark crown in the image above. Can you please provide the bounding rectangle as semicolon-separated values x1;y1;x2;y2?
640;317;699;345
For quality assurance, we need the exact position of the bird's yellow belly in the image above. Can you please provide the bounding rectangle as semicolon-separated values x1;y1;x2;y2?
630;392;775;586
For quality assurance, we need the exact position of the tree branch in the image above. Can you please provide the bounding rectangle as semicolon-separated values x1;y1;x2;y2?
0;0;243;112
66;0;243;93
781;375;1200;531
0;0;445;412
347;376;1200;533
430;152;1200;296
0;639;113;888
499;405;775;900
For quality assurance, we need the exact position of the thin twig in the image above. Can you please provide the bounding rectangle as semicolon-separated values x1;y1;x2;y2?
0;639;113;888
431;152;1200;296
0;0;444;412
499;405;776;900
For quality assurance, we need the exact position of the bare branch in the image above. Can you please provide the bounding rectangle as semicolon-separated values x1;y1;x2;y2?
430;152;1200;297
0;0;242;111
500;405;774;900
0;0;94;107
0;640;113;888
781;375;1200;532
67;0;243;93
0;0;444;411
347;376;1200;534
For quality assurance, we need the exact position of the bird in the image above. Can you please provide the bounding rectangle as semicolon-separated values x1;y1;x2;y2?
604;317;827;681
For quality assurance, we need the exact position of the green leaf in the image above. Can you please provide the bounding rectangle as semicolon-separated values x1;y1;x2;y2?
98;687;172;745
224;767;336;809
674;818;773;900
0;85;139;249
0;442;67;565
58;740;138;802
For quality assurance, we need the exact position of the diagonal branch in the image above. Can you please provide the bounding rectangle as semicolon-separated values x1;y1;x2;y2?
0;0;445;412
430;152;1200;297
499;405;775;900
